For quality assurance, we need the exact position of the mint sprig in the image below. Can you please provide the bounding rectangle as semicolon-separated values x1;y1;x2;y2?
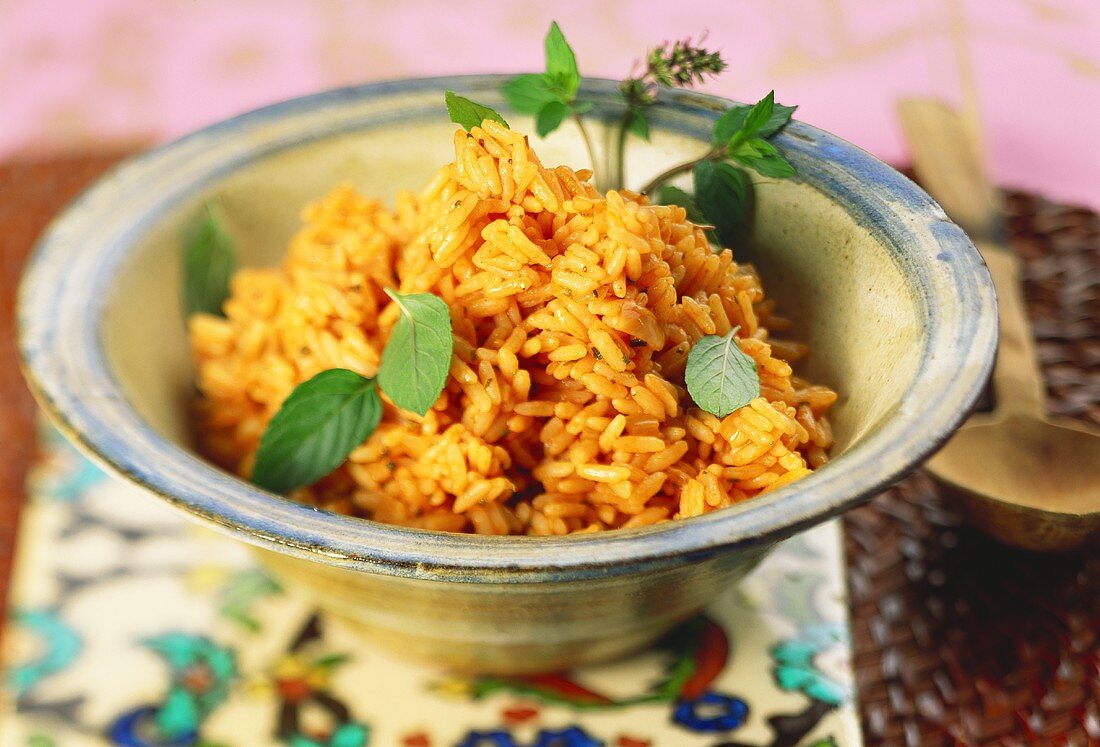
717;92;797;178
684;328;760;418
637;90;797;246
501;23;599;177
502;22;582;136
713;95;798;144
494;27;796;246
615;37;728;186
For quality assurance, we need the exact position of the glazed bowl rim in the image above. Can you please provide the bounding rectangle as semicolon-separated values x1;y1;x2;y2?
18;74;997;582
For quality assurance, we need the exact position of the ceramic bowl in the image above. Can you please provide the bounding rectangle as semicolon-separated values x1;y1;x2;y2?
18;76;997;674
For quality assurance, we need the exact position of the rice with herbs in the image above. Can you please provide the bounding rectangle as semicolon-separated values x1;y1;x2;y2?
189;120;836;535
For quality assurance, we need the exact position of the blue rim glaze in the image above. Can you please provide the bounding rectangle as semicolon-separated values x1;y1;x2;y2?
18;75;997;583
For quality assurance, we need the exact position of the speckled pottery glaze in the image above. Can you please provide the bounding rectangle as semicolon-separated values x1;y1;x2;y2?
18;76;996;674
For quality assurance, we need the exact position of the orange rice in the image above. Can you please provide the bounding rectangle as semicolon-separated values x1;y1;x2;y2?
189;120;837;535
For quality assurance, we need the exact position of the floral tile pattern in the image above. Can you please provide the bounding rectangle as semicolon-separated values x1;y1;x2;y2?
0;427;862;746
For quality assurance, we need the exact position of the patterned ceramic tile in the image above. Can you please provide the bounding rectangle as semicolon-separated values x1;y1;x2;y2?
0;426;861;746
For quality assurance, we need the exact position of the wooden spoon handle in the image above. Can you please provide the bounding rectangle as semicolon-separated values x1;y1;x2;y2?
979;240;1047;416
897;99;1047;417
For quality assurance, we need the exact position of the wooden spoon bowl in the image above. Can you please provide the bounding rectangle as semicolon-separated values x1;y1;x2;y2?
927;413;1100;551
900;100;1100;552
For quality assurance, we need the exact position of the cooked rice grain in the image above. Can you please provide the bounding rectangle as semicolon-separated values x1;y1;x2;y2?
189;120;836;535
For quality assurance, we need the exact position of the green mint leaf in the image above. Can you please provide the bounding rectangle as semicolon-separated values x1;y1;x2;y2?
684;328;761;418
740;90;775;138
739;153;797;179
728;138;763;158
750;138;780;155
729;138;772;160
182;202;236;318
712;106;750;146
535;101;571;137
252;370;382;493
445;91;508;131
713;96;796;147
731;138;796;179
544;21;580;100
377;289;454;416
502;73;559;114
758;102;797;137
693;160;753;247
625;107;651;141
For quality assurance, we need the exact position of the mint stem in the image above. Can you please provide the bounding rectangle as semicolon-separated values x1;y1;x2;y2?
612;109;632;190
572;112;601;190
637;144;724;196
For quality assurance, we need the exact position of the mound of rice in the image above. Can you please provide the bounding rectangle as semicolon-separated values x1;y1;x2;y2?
189;120;836;535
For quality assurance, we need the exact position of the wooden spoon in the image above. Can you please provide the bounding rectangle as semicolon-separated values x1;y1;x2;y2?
898;99;1100;551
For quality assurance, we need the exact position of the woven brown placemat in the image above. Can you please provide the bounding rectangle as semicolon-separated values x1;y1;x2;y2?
0;155;1097;744
844;191;1100;745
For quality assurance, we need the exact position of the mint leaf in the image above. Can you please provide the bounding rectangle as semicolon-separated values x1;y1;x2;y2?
684;329;760;417
740;90;775;139
693;160;752;247
713;97;797;146
758;102;797;137
545;21;579;99
445;91;508;131
502;74;558;114
625;107;650;141
731;138;796;178
535;101;571;137
712;106;750;146
252;370;382;493
740;153;796;179
377;289;453;416
182;202;235;318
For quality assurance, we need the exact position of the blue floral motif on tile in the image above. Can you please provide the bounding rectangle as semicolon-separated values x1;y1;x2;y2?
530;726;604;746
107;705;196;747
456;731;516;747
671;691;749;732
456;727;604;747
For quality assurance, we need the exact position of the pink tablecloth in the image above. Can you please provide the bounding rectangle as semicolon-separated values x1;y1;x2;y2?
1;0;1098;209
